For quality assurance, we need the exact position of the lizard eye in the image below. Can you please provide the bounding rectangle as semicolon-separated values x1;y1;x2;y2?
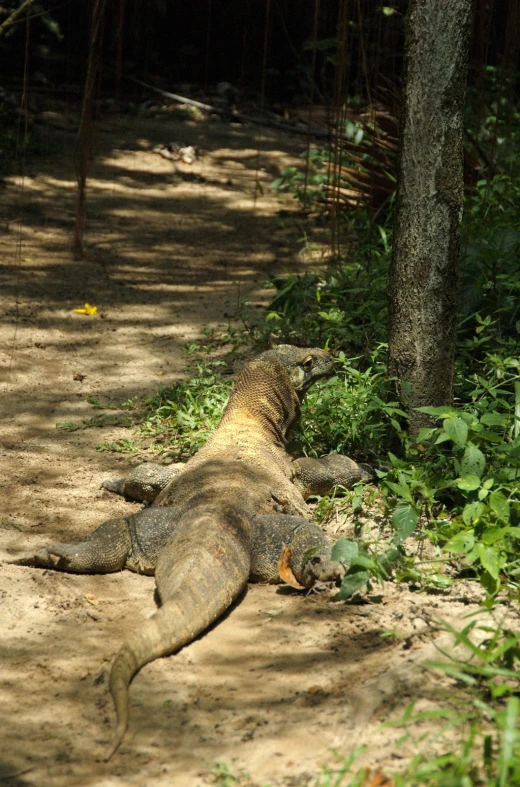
302;356;313;371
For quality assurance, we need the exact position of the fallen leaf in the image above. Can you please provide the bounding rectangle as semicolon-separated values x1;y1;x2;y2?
73;303;98;316
73;372;86;382
361;768;395;787
278;545;305;589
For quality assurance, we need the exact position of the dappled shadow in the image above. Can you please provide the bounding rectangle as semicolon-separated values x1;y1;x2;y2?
0;111;416;786
1;113;308;450
1;554;456;786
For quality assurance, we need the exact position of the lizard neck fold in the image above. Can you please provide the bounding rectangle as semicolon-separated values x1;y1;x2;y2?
219;359;300;446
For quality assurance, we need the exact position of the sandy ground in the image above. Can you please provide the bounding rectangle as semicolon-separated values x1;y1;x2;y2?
0;111;495;786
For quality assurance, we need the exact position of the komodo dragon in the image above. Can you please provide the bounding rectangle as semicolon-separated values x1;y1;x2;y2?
10;345;374;760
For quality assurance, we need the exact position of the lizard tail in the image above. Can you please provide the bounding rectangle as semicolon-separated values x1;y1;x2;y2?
104;587;248;761
104;507;251;761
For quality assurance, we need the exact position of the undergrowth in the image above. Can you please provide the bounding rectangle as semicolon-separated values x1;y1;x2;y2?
241;213;391;354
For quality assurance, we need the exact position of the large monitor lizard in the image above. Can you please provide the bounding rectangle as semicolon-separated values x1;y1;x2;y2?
10;345;374;760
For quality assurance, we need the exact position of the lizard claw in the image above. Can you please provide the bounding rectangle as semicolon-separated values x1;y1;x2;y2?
7;547;48;567
101;477;126;496
7;546;72;569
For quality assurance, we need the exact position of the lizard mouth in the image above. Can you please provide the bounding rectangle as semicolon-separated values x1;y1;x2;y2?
298;362;335;395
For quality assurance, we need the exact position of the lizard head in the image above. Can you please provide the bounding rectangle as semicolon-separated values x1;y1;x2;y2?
258;345;334;395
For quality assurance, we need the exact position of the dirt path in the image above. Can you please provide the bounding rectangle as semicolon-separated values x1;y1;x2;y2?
0;112;486;786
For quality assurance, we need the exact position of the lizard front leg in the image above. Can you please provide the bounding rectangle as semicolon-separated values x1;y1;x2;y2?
101;462;185;503
292;454;375;498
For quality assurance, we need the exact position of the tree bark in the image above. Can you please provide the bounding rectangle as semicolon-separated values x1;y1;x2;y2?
387;0;473;436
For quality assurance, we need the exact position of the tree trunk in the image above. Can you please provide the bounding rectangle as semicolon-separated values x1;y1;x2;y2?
387;0;473;437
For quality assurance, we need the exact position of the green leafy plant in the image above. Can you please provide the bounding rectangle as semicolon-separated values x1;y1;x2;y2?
331;536;399;599
414;399;519;596
243;216;391;354
386;619;520;786
296;348;406;461
271;147;337;206
460;175;520;341
372;392;520;597
135;359;233;458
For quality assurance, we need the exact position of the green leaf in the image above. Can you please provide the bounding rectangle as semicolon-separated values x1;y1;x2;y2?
391;503;419;544
480;432;504;443
427;661;478;685
443;417;468;448
387;452;408;469
489;491;510;523
460;444;486;478
416;427;437;443
351;482;363;514
498;697;519;786
477;544;501;579
379;547;400;573
302;545;323;563
434;431;453;445
491;226;520;253
336;570;370;599
427;574;453;589
480;413;508;426
331;538;359;563
506;443;520;461
480;570;500;596
384;480;413;503
443;530;475;554
42;16;63;41
417;405;458;418
455;474;481;491
481;526;509;545
462;501;485;526
349;554;376;570
465;545;479;565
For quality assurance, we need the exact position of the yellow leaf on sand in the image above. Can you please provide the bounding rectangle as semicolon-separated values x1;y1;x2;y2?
73;303;98;316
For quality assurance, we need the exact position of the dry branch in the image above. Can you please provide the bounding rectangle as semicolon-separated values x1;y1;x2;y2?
0;0;39;37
